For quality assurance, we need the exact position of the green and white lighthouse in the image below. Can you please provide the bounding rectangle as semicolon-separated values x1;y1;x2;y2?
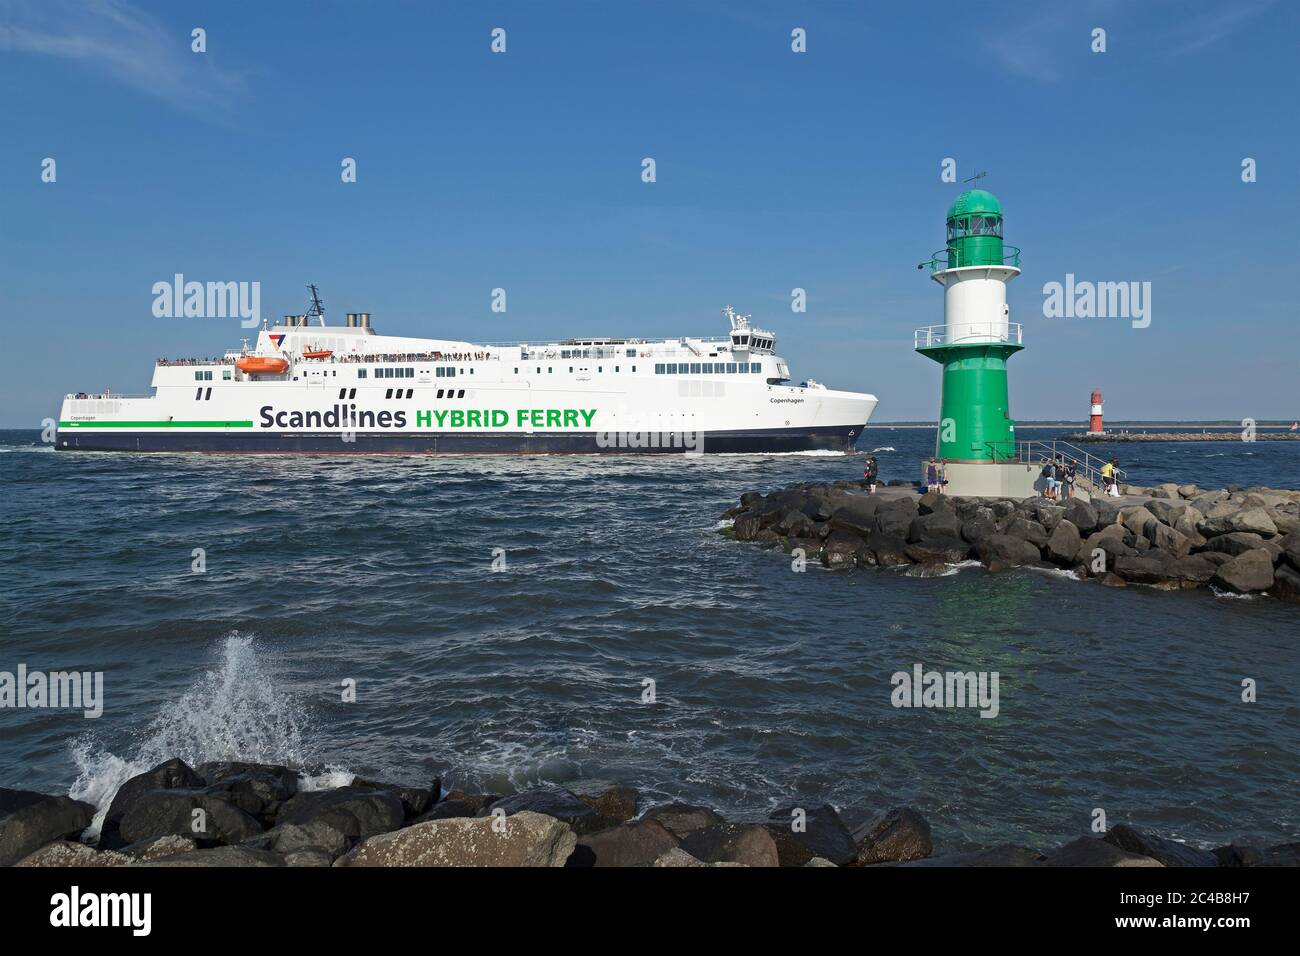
916;187;1022;465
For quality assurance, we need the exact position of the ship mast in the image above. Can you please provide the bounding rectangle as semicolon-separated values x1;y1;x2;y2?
306;284;326;326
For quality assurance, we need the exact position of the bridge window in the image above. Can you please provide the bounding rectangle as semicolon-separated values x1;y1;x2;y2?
655;363;665;374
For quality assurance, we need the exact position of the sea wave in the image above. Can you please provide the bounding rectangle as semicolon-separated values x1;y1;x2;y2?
68;632;345;835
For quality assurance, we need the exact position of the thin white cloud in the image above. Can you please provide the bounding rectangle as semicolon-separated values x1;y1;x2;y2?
0;0;247;112
1160;0;1275;57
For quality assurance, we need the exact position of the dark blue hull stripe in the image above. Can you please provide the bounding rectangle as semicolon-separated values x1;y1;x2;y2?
56;426;862;454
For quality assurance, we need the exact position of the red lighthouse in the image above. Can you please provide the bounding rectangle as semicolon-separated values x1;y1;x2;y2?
1089;390;1104;434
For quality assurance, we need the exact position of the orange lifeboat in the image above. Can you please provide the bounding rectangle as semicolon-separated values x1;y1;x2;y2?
302;349;333;360
236;356;289;374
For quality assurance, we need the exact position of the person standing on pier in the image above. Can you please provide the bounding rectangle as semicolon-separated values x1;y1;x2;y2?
864;456;879;494
1063;459;1077;499
925;457;939;493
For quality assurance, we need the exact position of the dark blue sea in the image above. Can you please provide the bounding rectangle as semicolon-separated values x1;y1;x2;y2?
1;427;1297;851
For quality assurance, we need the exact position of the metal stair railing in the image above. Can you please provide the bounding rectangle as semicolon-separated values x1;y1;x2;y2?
1017;439;1126;491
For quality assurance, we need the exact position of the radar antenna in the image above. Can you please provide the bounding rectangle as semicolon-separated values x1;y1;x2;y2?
962;170;988;187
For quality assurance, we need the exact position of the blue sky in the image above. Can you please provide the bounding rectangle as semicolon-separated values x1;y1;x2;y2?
1;0;1296;425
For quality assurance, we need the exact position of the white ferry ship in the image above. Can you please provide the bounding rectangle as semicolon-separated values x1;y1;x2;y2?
56;289;877;454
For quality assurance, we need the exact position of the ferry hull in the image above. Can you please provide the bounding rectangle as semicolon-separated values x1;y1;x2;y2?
55;424;864;455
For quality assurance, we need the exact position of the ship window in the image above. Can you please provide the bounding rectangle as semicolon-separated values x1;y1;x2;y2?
194;371;202;381
358;369;367;378
667;363;677;374
752;364;762;373
631;365;636;373
561;350;571;359
205;387;212;400
448;368;456;377
223;370;232;380
195;387;202;399
437;389;444;398
569;366;574;373
655;363;664;374
548;367;553;373
690;363;701;374
614;366;619;373
385;389;392;398
727;363;737;373
598;366;602;373
349;389;356;399
338;388;346;399
457;389;465;398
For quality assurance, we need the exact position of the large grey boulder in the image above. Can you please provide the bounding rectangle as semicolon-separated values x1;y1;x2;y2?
277;785;405;843
336;811;576;867
1211;549;1275;593
136;845;286;867
1044;836;1162;867
482;786;609;835
977;534;1041;571
679;823;780;867
1199;508;1278;538
1102;825;1216;867
117;790;264;846
1198;531;1268;557
197;761;299;824
1003;517;1048;548
1045;519;1082;566
640;802;726;840
0;790;97;866
576;786;639;824
852;807;933;865
99;758;205;850
572;819;680;867
907;512;963;543
15;841;128;867
765;802;857;866
1062;498;1098;534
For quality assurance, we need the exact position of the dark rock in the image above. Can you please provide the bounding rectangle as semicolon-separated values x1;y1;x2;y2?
1197;531;1267;557
829;497;882;537
1211;549;1275;593
198;762;299;823
571;819;679;867
821;530;863;568
917;490;956;515
1146;499;1187;525
907;511;963;543
350;777;439;820
680;823;780;867
117;790;264;846
255;818;352;859
776;508;815;538
413;798;479;823
960;511;999;545
118;834;199;862
1261;843;1300;866
1063;498;1098;534
1144;519;1193;558
899;844;1045;867
1004;517;1049;548
1271;564;1300;603
1168;555;1218;585
765;802;856;866
1103;825;1217;867
277;785;405;843
732;512;762;541
1045;520;1082;566
1114;554;1174;584
863;532;911;567
1212;844;1263;867
977;534;1041;572
1043;836;1162;867
99;757;205;849
874;507;913;538
136;845;286;867
483;786;609;836
641;802;725;839
851;807;932;865
1099;572;1127;587
905;538;972;565
577;786;638;824
0;790;96;867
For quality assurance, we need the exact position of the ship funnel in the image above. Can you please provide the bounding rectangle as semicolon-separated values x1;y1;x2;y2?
358;312;371;328
346;312;358;328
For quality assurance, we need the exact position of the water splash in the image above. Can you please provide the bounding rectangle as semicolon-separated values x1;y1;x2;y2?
69;632;338;835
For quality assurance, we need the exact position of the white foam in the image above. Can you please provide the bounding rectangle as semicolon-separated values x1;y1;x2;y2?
68;632;343;837
870;446;896;453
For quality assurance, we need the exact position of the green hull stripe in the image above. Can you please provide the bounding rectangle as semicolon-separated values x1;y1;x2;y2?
59;421;254;429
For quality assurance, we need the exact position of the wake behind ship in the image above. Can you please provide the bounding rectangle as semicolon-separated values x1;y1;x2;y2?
56;292;877;454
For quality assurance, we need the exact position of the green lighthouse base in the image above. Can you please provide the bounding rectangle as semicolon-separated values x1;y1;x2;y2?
916;340;1022;463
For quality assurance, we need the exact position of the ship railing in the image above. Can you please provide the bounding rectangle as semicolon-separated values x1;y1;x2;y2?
65;392;153;400
918;246;1021;273
155;357;237;367
914;323;1022;349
